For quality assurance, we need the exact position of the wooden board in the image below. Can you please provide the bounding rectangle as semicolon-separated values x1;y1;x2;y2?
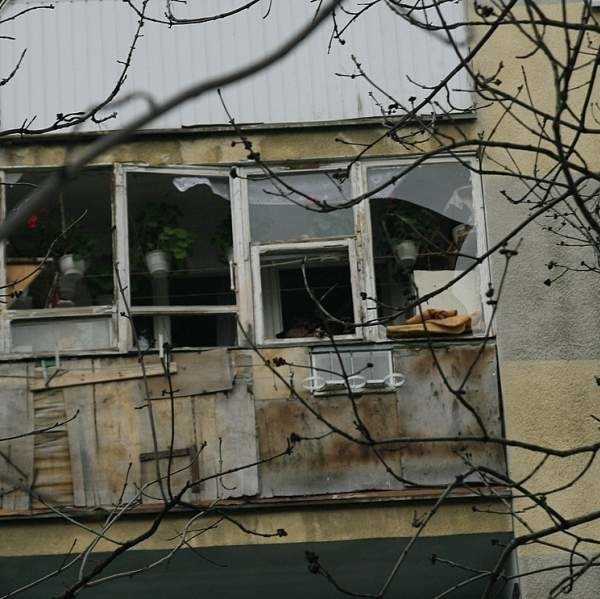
31;363;177;392
214;376;259;498
64;385;102;507
147;349;233;399
0;363;33;512
31;388;73;507
191;393;220;501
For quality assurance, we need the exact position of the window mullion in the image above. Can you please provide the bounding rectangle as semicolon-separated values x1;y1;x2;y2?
352;162;379;341
0;170;6;354
232;173;254;346
113;163;131;352
470;159;494;334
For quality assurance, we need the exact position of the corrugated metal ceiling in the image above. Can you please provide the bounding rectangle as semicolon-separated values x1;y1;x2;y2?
0;0;470;132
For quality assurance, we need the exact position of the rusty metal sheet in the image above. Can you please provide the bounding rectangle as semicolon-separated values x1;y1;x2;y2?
394;343;505;486
256;394;404;497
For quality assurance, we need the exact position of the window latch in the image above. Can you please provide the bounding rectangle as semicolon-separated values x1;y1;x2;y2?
228;256;236;292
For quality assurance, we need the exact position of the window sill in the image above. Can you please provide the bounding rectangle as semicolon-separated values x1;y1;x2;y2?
5;305;114;319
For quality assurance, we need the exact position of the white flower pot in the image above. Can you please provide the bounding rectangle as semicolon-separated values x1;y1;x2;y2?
59;254;86;278
394;240;418;271
145;250;170;277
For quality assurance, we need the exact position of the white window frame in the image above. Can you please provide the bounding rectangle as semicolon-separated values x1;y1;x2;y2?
0;165;119;357
0;155;491;357
242;162;367;346
251;238;363;345
118;164;240;350
355;155;493;340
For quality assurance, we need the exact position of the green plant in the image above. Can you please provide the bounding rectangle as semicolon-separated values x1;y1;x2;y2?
134;201;195;266
381;203;439;248
60;226;96;261
86;254;114;298
209;217;233;264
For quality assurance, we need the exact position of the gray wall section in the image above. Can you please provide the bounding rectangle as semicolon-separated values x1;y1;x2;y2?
517;552;600;599
484;177;600;361
0;533;512;598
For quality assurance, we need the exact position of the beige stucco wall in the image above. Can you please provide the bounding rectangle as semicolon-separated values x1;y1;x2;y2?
0;500;511;557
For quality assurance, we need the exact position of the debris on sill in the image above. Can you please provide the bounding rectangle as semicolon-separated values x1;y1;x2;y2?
386;308;472;338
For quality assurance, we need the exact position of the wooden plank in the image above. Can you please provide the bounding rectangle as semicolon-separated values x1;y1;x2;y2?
31;387;73;507
0;363;33;512
30;363;177;392
191;393;220;501
92;379;144;505
214;376;259;498
147;350;233;400
137;393;198;504
64;385;102;507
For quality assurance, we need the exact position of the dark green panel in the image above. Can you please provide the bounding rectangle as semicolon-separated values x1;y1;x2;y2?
0;533;512;598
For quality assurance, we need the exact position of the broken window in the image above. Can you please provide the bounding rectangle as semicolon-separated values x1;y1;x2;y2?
126;171;236;348
248;171;354;242
0;157;489;355
248;171;359;343
367;162;485;335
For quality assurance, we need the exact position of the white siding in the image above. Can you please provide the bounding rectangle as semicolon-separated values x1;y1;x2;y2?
0;0;470;132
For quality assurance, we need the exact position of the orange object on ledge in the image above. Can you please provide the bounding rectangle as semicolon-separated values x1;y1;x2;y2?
387;308;471;337
5;258;46;307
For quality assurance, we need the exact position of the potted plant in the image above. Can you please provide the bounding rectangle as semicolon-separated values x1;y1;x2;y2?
57;227;96;278
209;216;233;265
380;202;442;271
135;202;195;277
87;254;114;304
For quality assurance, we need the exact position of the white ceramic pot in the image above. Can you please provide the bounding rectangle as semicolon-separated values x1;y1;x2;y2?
145;249;170;277
393;240;418;271
59;254;87;278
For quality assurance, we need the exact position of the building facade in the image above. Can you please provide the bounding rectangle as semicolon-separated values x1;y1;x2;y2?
0;1;599;597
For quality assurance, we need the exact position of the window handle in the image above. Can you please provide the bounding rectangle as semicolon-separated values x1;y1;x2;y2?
229;257;236;292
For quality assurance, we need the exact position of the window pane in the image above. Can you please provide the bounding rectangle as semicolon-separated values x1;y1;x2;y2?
132;314;237;348
11;316;112;353
368;163;482;330
260;247;355;339
5;171;113;309
127;173;235;307
248;172;354;242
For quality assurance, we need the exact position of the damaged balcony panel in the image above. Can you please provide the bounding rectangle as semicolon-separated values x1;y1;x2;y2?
256;394;404;497
393;344;505;486
0;343;505;515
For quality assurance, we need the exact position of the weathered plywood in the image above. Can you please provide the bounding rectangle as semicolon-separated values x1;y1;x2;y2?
137;393;199;503
31;362;177;391
66;372;144;508
139;450;199;504
146;350;233;400
257;394;403;498
64;385;102;507
214;377;259;498
31;388;73;507
0;363;33;512
191;393;220;501
394;344;505;486
91;379;144;505
249;348;311;401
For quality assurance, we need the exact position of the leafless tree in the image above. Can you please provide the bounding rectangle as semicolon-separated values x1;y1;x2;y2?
1;1;600;598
